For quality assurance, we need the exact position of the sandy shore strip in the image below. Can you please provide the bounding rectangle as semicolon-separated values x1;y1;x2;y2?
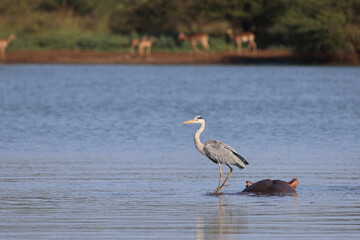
4;50;300;65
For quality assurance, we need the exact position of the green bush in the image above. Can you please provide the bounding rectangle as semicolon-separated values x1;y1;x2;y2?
34;34;73;49
209;37;232;51
153;35;177;50
37;0;99;16
96;35;131;51
76;35;98;49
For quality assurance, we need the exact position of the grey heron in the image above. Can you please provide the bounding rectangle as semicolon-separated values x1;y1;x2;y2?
183;116;249;194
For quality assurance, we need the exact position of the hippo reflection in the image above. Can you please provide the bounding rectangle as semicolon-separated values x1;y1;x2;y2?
242;178;298;194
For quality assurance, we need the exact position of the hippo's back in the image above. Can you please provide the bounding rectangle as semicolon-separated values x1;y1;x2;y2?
242;179;296;194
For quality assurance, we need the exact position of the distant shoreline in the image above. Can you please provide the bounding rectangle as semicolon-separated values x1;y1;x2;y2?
4;50;307;65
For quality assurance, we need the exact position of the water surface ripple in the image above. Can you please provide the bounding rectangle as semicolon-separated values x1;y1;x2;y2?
1;65;359;239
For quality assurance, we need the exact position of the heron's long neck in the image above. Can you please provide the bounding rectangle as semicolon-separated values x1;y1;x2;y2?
194;122;206;155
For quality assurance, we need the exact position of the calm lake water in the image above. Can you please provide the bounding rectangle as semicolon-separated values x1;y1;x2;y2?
1;64;359;239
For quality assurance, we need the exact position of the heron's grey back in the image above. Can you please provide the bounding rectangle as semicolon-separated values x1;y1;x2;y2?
203;140;248;169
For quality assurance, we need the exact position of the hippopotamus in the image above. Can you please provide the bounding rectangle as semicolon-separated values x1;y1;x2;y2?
242;178;298;195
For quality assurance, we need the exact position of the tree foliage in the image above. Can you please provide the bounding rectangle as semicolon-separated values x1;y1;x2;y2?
271;0;360;61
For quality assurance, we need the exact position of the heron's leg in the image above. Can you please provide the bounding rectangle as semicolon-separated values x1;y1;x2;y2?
216;162;223;194
219;163;233;189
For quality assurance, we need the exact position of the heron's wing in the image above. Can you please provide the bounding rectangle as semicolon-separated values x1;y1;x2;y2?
204;140;248;169
216;141;249;165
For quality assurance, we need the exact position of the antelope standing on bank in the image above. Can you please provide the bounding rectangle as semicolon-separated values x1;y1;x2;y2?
130;38;140;54
178;32;209;52
226;29;256;54
130;36;147;55
0;34;15;61
138;37;155;56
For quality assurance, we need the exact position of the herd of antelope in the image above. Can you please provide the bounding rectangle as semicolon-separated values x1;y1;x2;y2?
0;29;257;62
130;28;257;55
130;36;155;56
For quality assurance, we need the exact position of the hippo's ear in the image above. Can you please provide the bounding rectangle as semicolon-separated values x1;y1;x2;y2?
288;178;298;189
246;180;253;187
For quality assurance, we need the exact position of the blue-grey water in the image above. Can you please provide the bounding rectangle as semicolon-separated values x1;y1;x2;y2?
0;64;359;239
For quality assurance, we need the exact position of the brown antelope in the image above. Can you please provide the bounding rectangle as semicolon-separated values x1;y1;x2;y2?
130;38;140;54
178;32;209;52
226;29;257;54
138;36;155;56
130;36;146;55
0;34;15;61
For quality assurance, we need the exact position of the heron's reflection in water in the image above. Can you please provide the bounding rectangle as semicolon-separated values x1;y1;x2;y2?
195;197;247;240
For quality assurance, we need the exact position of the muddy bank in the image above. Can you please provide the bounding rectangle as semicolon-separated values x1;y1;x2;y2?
4;50;302;65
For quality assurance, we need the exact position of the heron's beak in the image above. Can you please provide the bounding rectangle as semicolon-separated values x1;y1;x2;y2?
183;119;195;124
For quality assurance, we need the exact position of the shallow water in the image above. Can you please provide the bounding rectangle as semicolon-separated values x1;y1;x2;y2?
1;64;359;239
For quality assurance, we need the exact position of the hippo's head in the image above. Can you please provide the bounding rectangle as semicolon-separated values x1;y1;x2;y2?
242;178;298;195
